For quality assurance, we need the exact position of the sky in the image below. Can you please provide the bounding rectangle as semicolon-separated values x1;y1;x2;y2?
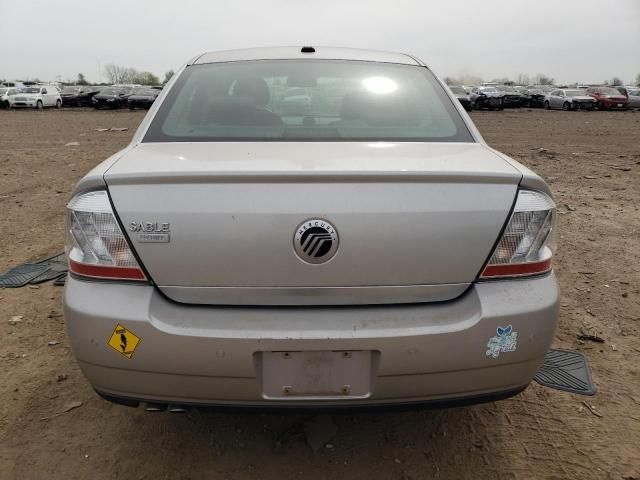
1;0;639;85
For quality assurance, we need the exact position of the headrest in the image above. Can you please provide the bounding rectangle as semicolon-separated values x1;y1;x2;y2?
207;96;254;123
232;77;271;106
206;96;282;126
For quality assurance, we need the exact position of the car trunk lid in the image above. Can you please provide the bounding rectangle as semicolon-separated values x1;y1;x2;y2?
105;142;521;305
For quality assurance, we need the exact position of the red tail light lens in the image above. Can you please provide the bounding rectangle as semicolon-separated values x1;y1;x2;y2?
481;190;556;279
65;191;146;281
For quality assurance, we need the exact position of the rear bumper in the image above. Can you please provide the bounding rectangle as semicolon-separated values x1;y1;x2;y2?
11;101;37;108
477;97;503;108
93;100;120;108
64;272;559;407
61;97;81;106
95;384;529;412
572;101;594;110
502;97;521;107
600;99;629;109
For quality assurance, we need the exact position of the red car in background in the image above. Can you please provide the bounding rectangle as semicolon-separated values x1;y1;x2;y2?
586;86;629;110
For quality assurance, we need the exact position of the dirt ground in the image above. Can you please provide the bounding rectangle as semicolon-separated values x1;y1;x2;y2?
0;108;638;480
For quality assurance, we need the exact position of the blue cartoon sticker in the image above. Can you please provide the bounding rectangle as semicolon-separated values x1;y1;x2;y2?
486;325;517;358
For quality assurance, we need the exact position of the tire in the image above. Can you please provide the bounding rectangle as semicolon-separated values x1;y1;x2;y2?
55;99;61;109
544;101;550;110
36;100;43;110
562;102;570;111
596;101;602;110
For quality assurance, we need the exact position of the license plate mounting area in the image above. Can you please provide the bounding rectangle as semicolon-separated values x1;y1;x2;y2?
261;350;372;400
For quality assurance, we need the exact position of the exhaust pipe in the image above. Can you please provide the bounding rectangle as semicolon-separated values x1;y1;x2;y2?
143;402;166;412
168;405;190;413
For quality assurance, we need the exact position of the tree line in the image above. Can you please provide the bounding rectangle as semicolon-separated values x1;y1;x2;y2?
102;64;174;86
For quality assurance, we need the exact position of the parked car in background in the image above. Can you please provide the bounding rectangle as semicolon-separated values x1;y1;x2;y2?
534;85;556;95
544;89;595;111
92;87;131;109
0;87;20;108
9;85;61;109
470;86;504;110
64;46;559;411
613;86;630;98
60;86;100;107
518;88;547;108
585;86;629;110
496;85;522;107
448;85;472;111
1;80;26;90
627;89;640;109
127;87;160;110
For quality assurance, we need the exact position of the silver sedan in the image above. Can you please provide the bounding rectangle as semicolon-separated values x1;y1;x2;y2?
544;89;595;110
628;89;640;109
64;47;559;410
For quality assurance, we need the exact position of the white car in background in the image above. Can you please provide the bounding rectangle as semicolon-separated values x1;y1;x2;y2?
9;85;62;109
1;80;26;90
0;87;20;108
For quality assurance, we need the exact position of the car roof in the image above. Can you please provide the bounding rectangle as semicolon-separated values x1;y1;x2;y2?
191;46;422;66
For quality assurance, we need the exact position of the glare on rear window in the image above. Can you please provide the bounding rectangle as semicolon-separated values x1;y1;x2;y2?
143;60;473;142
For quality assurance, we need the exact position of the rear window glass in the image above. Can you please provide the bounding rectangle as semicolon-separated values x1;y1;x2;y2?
144;60;473;142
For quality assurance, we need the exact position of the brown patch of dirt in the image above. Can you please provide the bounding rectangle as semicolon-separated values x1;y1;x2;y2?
0;108;638;480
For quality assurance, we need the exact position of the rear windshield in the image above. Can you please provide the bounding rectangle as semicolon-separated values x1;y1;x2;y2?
565;90;587;97
144;60;473;142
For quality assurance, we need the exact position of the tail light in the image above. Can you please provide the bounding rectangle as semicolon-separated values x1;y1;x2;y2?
65;190;146;281
481;189;556;279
